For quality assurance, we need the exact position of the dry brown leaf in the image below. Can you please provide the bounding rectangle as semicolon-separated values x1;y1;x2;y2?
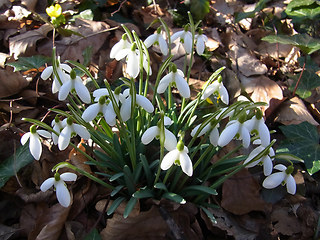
275;96;319;125
0;68;29;98
271;206;301;236
21;0;38;11
9;24;52;59
68;139;92;174
221;168;271;215
0;102;33;113
240;74;283;112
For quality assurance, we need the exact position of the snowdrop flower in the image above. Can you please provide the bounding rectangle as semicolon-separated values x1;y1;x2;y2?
157;64;190;98
82;96;117;126
202;76;229;105
58;117;90;151
40;57;72;94
263;164;296;195
191;122;220;146
141;117;177;151
195;29;208;55
40;172;77;207
161;140;193;176
243;145;275;176
171;27;193;54
244;110;270;147
51;116;66;145
110;34;131;60
58;69;91;104
218;115;251;148
144;27;168;55
21;125;51;160
119;89;154;122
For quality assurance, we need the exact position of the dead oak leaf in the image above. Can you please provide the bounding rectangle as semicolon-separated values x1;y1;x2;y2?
0;68;29;98
9;24;53;59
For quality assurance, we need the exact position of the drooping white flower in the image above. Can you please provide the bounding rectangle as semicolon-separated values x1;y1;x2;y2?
144;28;168;55
51;117;67;145
157;64;190;98
58;70;91;104
40;57;72;94
58;117;90;151
218;118;251;148
110;34;131;60
262;164;296;195
191;122;220;146
244;112;270;147
195;30;208;55
119;89;154;122
161;140;193;176
82;96;117;126
20;125;51;160
243;145;275;176
171;28;193;54
202;78;229;105
40;172;77;207
141;117;177;151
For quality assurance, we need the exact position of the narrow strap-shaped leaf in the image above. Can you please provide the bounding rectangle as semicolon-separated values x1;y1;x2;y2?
200;206;217;224
162;192;186;204
132;188;154;199
123;197;138;218
133;162;143;183
140;154;152;187
110;172;124;182
107;197;125;215
111;185;124;197
180;185;218;196
123;165;136;195
154;182;168;191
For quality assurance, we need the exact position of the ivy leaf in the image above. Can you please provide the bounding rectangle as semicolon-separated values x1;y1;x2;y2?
279;122;320;175
288;70;320;98
262;34;320;54
6;55;51;72
285;0;320;19
0;143;34;188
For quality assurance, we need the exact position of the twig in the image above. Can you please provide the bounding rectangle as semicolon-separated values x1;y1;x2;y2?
292;55;306;97
111;0;128;17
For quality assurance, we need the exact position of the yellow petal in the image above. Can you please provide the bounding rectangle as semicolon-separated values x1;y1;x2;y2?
46;4;62;18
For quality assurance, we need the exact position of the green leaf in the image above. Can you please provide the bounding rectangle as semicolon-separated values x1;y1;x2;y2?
123;165;136;195
286;0;320;19
6;55;51;72
154;182;168;191
111;185;124;197
262;34;320;54
180;185;218;197
83;46;93;67
279;122;320;174
162;192;186;204
288;70;320;98
110;172;124;182
0;143;34;188
123;197;138;218
190;0;210;21
140;154;152;187
84;228;101;240
132;188;154;199
200;206;217;224
107;197;125;215
235;0;271;22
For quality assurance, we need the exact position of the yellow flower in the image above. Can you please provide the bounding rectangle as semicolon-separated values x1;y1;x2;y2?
46;4;62;18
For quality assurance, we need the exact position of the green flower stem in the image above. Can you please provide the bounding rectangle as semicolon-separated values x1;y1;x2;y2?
53;162;114;189
121;24;134;44
154;113;165;185
167;83;173;110
163;165;175;185
159;17;172;56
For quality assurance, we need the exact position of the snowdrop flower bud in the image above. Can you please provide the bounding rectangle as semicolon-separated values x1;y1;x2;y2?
243;145;275;176
110;34;131;60
191;122;220;146
195;29;208;55
157;64;190;98
141;117;177;151
144;27;168;55
40;172;77;207
171;26;193;54
244;110;270;147
202;76;229;105
58;69;91;104
218;115;251;148
119;89;154;122
51;116;66;145
161;140;193;176
20;125;51;160
58;117;90;151
262;164;296;195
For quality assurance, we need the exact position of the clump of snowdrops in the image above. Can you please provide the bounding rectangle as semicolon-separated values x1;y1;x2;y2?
21;5;297;219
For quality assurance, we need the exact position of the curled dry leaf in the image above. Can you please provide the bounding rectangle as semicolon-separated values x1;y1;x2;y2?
0;68;29;98
271;206;301;236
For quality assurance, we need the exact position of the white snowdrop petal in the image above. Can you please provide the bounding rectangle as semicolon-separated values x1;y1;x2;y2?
202;83;217;100
263;156;273;176
73;124;90;140
136;95;154;113
58;80;72;101
115;48;130;61
29;133;42;160
142;55;152;76
40;66;53;80
175;74;190;98
179;151;193;176
126;51;139;78
164;116;172;126
244;145;264;167
144;34;157;48
40;178;55;192
209;127;220;147
258;121;270;147
161;149;179;170
57;70;69;84
286;175;296;195
52;77;61;94
75;79;91;104
103;104;117;126
21;132;31;145
196;37;205;55
274;164;287;171
183;32;193;54
110;39;125;59
191;124;201;137
164;129;177;151
243;118;255;132
218;121;239;147
219;85;229;105
240;126;251;148
120;98;131;122
82;103;100;122
60;63;72;73
262;172;286;189
269;147;275;157
55;181;71;208
93;88;109;98
58;126;72;151
171;31;183;42
60;172;77;182
157;73;173;94
52;132;58;145
37;130;51;138
158;36;168;55
141;126;159;145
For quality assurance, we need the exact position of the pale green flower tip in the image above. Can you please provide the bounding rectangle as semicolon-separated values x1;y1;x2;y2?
30;125;37;134
285;165;294;175
176;140;184;151
54;172;60;181
70;69;76;79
